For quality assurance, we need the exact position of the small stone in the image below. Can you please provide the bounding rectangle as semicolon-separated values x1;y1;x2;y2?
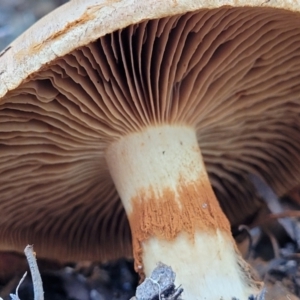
135;263;183;300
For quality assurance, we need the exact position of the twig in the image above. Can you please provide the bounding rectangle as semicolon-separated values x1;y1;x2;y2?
12;272;27;300
238;225;253;259
282;252;300;261
1;272;28;300
264;229;280;259
249;175;299;243
24;245;44;300
259;210;300;224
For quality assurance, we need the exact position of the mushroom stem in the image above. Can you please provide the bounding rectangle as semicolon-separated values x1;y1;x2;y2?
106;125;262;299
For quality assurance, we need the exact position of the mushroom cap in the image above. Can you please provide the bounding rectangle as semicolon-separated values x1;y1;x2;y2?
1;0;300;261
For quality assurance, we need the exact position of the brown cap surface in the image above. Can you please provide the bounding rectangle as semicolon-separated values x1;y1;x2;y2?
1;0;300;261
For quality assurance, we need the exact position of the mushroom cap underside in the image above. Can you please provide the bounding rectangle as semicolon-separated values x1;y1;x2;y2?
1;1;300;261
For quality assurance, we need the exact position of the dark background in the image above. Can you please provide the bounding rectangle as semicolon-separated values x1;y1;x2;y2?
0;0;68;51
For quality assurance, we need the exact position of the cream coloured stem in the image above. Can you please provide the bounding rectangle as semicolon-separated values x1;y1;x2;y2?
105;125;261;300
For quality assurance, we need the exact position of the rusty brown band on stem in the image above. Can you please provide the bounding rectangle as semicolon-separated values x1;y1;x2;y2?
128;175;231;275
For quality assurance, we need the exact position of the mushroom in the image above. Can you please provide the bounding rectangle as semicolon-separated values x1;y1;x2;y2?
1;0;300;299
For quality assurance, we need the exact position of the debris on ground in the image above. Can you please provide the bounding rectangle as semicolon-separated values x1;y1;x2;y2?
1;245;43;300
132;263;183;300
0;257;138;300
241;176;300;300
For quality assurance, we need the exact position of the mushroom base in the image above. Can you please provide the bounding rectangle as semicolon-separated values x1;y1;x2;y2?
143;231;261;300
106;125;262;299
